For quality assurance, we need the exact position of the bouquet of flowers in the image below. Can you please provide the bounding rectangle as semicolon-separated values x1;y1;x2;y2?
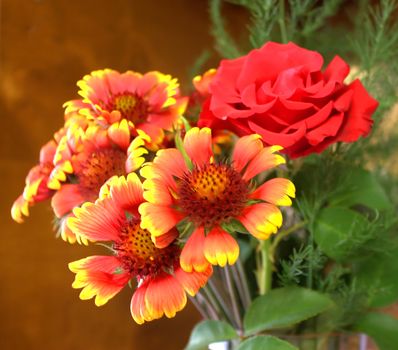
11;1;398;349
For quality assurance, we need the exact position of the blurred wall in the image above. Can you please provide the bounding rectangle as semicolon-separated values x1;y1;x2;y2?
0;1;237;349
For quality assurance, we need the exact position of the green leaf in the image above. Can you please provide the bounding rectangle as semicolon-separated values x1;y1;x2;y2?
354;245;398;307
329;168;391;210
237;336;298;350
313;207;368;261
243;287;334;336
354;313;398;350
185;320;238;350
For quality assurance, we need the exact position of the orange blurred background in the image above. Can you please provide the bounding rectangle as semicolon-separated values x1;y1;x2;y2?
0;1;242;349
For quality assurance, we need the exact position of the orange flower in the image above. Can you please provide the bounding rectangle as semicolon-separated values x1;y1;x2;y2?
139;127;295;273
64;69;188;147
11;110;92;224
49;123;148;243
68;174;212;324
11;140;57;223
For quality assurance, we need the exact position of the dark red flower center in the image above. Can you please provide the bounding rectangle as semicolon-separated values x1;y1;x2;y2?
108;93;148;124
75;148;127;199
114;220;179;277
177;163;249;227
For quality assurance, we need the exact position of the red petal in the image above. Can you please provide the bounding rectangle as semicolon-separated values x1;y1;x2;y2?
180;227;209;273
69;255;130;306
183;127;213;167
68;199;124;242
175;265;213;296
51;184;86;218
144;273;187;320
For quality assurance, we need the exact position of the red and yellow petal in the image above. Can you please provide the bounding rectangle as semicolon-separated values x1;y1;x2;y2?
183;127;213;167
108;119;130;150
139;202;184;237
22;177;42;202
130;280;152;324
143;178;173;205
144;273;187;320
137;123;165;149
174;265;213;297
193;69;217;97
68;199;124;242
126;134;149;173
11;195;30;223
239;203;283;240
69;255;130;306
104;173;144;213
58;214;89;245
39;140;57;164
141;148;187;185
242;145;285;181
250;178;296;206
232;134;263;173
47;164;70;190
51;183;86;218
180;227;209;273
204;227;240;267
152;228;179;249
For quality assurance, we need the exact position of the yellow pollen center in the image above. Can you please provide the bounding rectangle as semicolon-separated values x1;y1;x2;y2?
178;163;249;227
191;165;229;201
111;93;148;123
114;95;137;115
126;223;157;261
115;220;180;276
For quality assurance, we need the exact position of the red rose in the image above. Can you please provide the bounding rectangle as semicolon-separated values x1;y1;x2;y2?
198;42;379;158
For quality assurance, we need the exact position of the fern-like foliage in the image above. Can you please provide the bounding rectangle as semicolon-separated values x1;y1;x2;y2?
209;0;242;58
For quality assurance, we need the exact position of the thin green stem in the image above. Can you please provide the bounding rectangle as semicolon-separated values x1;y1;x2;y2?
235;259;251;309
230;265;246;306
256;239;273;295
307;233;314;289
189;295;209;319
224;266;243;334
278;0;288;43
208;279;235;324
269;221;308;263
196;290;219;320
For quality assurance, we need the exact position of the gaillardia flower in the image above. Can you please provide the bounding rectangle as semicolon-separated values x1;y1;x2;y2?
64;69;188;147
11;140;57;223
139;127;295;273
11;112;89;223
68;173;212;324
50;122;148;243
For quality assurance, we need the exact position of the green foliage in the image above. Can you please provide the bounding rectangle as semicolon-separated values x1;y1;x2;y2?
224;0;345;50
351;0;398;118
313;207;370;262
354;244;398;307
243;287;334;335
286;0;344;41
277;245;326;287
209;0;242;58
245;0;279;47
328;168;391;210
319;278;370;331
185;320;238;350
354;313;398;350
187;50;212;84
237;336;298;350
352;0;398;75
